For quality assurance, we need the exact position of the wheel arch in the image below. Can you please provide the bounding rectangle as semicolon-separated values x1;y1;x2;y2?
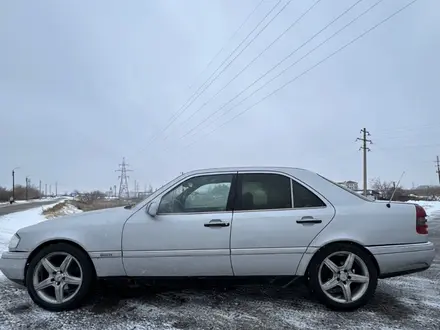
299;240;381;278
24;239;96;285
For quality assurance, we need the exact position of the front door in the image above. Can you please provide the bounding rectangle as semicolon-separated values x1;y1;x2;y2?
230;171;336;276
122;172;236;277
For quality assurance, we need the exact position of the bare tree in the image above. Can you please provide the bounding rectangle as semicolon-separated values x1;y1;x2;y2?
0;184;40;202
370;177;403;200
76;190;106;204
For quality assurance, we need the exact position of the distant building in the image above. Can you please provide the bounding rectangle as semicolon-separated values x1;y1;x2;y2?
337;180;359;191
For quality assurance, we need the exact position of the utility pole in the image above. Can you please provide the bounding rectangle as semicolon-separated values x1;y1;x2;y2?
45;184;48;197
115;157;132;199
435;155;440;184
25;176;30;200
435;156;440;185
39;180;42;199
356;128;372;196
11;167;19;201
114;185;117;198
55;181;58;196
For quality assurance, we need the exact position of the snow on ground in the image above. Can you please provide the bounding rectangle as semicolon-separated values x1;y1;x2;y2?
407;200;440;218
0;201;439;329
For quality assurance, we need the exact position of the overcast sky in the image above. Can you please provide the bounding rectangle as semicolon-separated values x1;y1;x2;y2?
1;0;439;193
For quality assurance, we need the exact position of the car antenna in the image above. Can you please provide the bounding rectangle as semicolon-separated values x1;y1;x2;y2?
386;171;405;208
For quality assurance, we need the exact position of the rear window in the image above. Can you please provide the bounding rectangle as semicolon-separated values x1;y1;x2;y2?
318;175;372;202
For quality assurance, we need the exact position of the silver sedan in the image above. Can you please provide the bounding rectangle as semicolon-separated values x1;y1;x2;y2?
0;167;436;311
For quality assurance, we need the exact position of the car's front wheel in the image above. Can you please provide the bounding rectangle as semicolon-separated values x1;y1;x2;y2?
307;243;378;311
26;242;95;311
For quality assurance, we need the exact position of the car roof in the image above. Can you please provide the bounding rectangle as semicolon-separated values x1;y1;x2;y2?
183;166;314;176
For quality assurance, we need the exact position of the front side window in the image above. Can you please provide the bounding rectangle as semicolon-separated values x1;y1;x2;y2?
158;174;233;214
235;173;292;211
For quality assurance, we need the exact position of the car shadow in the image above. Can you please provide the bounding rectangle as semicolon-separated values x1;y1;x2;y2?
84;277;414;321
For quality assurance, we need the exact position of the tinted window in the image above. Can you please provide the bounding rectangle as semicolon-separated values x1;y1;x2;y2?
236;173;292;211
158;174;233;214
292;180;326;208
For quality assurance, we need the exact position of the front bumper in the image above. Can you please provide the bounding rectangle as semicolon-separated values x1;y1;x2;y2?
0;251;29;285
367;241;436;278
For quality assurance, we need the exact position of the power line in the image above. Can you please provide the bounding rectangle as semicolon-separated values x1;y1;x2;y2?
374;143;440;151
187;0;265;91
182;0;417;149
144;0;284;146
356;128;372;196
166;0;324;140
180;0;379;142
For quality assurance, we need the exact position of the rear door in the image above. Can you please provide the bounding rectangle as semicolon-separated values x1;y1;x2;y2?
230;171;336;276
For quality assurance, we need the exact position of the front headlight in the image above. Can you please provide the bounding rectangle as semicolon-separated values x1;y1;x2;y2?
8;233;20;251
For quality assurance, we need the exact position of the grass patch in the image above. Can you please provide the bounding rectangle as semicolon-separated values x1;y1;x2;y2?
70;199;128;212
42;201;72;219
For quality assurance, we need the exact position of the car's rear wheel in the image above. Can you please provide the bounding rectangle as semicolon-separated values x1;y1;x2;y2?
26;243;95;311
307;243;378;311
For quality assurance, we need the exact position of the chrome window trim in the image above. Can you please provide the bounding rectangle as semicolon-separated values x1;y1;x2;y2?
236;170;328;212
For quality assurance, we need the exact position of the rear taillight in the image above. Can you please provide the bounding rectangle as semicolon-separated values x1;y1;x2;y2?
415;204;428;234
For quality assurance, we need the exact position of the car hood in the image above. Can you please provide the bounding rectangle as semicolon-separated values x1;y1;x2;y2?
15;206;135;252
18;206;132;235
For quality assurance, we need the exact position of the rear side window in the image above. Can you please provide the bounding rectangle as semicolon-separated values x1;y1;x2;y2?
317;174;372;202
235;173;292;211
292;180;326;208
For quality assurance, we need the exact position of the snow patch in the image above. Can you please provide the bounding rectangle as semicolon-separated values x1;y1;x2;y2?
43;201;82;219
406;200;440;220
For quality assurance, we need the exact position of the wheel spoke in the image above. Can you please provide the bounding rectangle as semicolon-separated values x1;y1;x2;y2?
41;258;58;273
321;277;339;291
35;278;53;291
60;255;73;273
64;274;82;286
342;253;355;271
350;273;369;283
54;283;65;303
324;258;339;274
340;282;352;302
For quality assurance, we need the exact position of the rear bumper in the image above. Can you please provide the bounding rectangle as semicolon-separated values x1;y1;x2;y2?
0;251;29;285
367;241;435;278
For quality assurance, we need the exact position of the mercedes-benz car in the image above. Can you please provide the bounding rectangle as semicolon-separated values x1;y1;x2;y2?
0;167;435;311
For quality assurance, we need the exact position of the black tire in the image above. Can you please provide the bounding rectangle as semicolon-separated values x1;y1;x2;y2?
307;243;378;311
26;243;95;311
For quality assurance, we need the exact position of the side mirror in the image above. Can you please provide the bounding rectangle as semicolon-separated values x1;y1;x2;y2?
146;201;159;217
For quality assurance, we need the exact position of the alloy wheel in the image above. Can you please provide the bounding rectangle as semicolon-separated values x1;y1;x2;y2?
32;252;83;305
318;251;370;304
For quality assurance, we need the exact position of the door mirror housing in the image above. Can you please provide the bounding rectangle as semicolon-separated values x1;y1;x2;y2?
146;201;159;217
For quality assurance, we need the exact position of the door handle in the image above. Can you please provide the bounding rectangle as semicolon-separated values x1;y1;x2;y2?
296;216;322;224
204;219;230;227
